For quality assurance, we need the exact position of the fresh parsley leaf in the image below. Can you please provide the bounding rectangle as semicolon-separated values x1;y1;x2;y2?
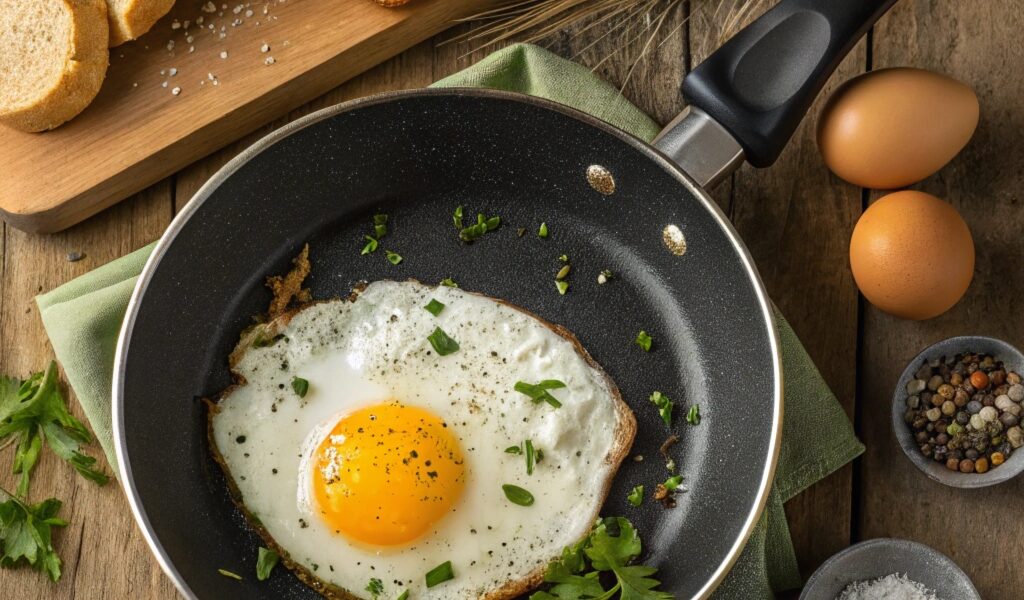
373;214;389;239
453;205;464;230
504;445;522;455
0;362;108;496
627;485;644;507
648;392;673;428
459;212;501;242
440;278;459;288
385;250;402;265
635;331;652;352
218;568;242;580
501;484;534;506
525;439;535;475
361;235;379;255
537;561;606;599
424;299;445;316
538;222;549;238
0;493;68;582
427;327;460;356
425;560;455;588
686;404;701;426
366;576;384;597
291;376;309;398
664;475;683;491
514;380;566;408
555;280;569;295
256;546;279;581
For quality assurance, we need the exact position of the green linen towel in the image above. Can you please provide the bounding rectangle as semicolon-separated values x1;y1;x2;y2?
36;43;863;598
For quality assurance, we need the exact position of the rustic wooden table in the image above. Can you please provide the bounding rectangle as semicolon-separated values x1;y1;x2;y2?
1;1;1020;598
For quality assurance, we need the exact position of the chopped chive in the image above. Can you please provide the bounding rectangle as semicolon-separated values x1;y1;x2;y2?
427;327;460;356
256;547;279;581
485;216;501;231
664;475;684;491
627;485;644;507
502;484;535;506
558;254;569;262
291;376;309;398
556;265;571;280
425;560;455;588
396;591;410;600
504;445;522;455
555;280;569;295
385;250;402;265
218;569;242;581
538;222;549;238
361;235;378;255
453;205;464;229
424;299;445;317
525;439;535;475
649;391;673;428
440;278;459;288
459;212;501;242
636;330;652;352
373;214;388;238
686;404;701;426
366;577;384;596
514;380;566;408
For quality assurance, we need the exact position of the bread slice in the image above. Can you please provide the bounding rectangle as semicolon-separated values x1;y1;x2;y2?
0;0;109;132
105;0;175;46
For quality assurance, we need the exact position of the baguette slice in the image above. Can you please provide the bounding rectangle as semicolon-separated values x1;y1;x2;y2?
0;0;109;132
105;0;175;46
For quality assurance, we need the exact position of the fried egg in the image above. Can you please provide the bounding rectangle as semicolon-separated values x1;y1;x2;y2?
210;280;635;599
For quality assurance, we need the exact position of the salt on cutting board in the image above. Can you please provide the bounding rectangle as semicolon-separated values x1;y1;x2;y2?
838;574;942;600
0;0;492;233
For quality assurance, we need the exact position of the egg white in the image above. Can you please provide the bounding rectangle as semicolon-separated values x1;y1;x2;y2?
210;280;629;599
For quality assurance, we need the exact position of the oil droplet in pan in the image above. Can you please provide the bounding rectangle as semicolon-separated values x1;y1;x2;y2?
662;225;687;256
586;165;616;195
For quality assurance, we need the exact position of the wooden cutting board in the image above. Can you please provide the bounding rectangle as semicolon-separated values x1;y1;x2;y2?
0;0;490;233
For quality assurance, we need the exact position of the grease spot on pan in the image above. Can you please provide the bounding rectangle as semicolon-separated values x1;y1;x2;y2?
586;165;615;195
662;225;687;256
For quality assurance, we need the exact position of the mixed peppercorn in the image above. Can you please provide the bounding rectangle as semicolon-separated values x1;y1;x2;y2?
903;352;1024;473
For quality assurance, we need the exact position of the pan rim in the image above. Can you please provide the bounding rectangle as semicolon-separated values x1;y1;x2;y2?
112;87;783;600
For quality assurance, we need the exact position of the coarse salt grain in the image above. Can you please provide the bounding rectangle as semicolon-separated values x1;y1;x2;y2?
171;20;181;29
169;68;178;76
202;1;216;13
220;51;229;59
260;43;270;52
171;87;182;96
264;56;275;65
837;574;940;600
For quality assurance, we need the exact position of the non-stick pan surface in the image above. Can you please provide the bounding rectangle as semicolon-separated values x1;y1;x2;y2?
114;89;781;599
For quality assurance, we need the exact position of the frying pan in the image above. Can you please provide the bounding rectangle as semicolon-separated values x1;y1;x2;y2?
113;0;895;598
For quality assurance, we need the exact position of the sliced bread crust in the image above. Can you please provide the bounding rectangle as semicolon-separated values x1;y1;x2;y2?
0;0;109;132
106;0;175;46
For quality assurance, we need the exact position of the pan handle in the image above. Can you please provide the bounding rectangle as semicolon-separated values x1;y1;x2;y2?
654;0;897;187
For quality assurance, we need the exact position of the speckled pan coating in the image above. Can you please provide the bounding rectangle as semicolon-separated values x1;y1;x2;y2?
891;335;1024;488
800;538;980;600
113;89;782;600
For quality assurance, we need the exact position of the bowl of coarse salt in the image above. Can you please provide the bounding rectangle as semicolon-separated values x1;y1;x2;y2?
800;538;980;600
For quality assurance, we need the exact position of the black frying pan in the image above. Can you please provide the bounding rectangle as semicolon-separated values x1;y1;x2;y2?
113;1;894;598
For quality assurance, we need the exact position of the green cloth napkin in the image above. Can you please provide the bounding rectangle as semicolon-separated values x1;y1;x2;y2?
36;43;863;598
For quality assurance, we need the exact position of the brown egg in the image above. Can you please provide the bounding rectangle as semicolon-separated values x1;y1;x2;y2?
850;190;974;320
818;68;979;189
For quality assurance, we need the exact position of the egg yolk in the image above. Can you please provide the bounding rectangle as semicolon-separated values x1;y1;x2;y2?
311;403;465;546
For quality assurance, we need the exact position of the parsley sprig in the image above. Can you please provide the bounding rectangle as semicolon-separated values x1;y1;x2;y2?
0;362;108;496
529;517;672;600
0;490;68;582
514;380;566;408
648;392;673;428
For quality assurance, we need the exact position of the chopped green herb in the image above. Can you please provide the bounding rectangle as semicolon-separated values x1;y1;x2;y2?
555;280;569;295
664;475;684;491
218;568;242;581
536;448;545;463
427;327;460;356
252;332;285;348
502;484;535;506
0;361;108;496
424;299;446;317
648;391;673;428
256;547;279;581
529;517;670;600
505;445;522;455
459;212;501;242
627;485;644;507
558;254;569;262
396;591;410;600
517;227;526;237
366;577;384;597
514;380;566;408
598;270;613;284
361;235;379;255
453;205;464;229
686;404;701;426
525;439;536;475
425;560;455;588
555;265;571;280
440;278;459;288
373;214;389;238
385;250;402;265
291;376;309;398
0;494;68;582
538;222;549;238
635;330;652;352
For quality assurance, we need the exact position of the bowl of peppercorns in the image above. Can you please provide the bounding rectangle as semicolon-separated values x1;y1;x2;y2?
893;336;1024;488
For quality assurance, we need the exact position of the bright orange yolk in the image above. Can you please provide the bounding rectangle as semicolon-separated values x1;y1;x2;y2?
311;403;465;546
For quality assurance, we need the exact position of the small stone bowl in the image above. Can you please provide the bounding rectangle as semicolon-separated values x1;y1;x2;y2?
800;538;979;599
892;335;1024;488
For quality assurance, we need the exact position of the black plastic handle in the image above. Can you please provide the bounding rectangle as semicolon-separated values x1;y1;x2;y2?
682;0;896;168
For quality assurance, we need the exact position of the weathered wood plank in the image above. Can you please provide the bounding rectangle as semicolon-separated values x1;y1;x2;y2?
859;2;1024;598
